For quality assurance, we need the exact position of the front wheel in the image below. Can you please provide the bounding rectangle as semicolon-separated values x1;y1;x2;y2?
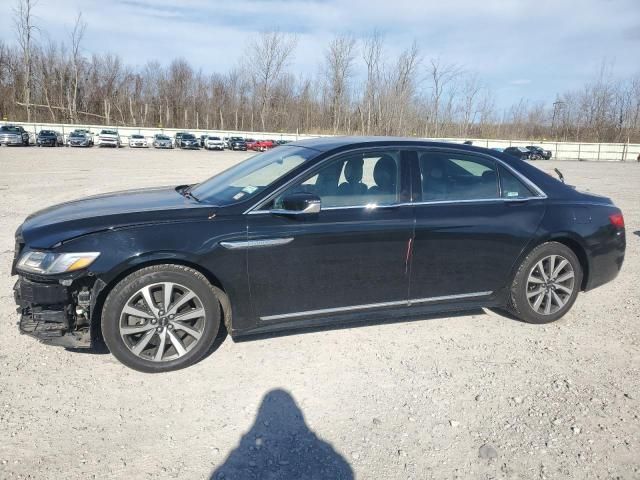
508;242;582;324
101;264;221;372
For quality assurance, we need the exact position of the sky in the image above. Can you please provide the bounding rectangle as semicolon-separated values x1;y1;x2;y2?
1;0;639;110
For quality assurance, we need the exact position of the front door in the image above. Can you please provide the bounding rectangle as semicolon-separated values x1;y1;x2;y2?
244;149;414;328
409;149;546;302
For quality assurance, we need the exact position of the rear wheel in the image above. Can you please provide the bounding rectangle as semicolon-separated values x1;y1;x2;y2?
102;264;221;372
508;242;582;324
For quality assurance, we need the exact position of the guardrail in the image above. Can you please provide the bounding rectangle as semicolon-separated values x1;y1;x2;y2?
1;121;638;161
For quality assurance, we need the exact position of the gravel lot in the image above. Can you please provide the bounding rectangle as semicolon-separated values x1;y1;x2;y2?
0;146;638;480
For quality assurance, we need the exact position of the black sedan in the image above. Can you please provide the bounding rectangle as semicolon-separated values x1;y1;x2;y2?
526;145;553;160
12;138;626;372
36;130;64;147
229;137;247;151
504;146;536;160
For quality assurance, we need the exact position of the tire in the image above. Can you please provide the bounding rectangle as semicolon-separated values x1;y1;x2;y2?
507;242;582;324
101;264;222;372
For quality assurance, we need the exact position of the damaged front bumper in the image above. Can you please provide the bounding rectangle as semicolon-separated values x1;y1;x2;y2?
14;276;93;348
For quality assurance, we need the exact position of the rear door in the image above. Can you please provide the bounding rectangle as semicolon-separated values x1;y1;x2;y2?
244;148;414;327
409;149;546;302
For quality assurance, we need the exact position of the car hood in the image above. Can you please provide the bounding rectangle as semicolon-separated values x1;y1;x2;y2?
21;186;206;248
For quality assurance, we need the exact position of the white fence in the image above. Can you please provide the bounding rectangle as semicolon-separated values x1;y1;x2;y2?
2;120;639;162
445;138;640;162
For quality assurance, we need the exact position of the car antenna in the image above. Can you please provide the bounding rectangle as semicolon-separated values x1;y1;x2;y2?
554;168;565;183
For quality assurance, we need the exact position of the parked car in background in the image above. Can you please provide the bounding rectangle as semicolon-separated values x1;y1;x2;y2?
129;134;148;148
11;138;625;372
491;147;504;153
97;129;121;148
152;134;173;149
205;136;225;150
68;129;94;146
275;140;290;146
67;131;92;147
222;137;230;148
178;133;200;149
245;138;257;150
526;145;552;160
36;130;64;147
199;135;209;147
254;139;275;151
504;146;535;160
174;132;187;147
229;137;247;151
0;125;30;146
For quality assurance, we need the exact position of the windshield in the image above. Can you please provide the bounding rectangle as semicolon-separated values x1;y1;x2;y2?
156;135;170;140
189;146;316;205
101;130;117;135
39;131;55;136
183;134;195;140
1;126;20;132
70;132;84;138
209;137;221;141
131;135;144;139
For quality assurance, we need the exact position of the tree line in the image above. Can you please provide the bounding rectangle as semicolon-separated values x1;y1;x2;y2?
1;0;639;143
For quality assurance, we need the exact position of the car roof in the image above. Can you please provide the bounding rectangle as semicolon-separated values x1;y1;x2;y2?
287;136;488;153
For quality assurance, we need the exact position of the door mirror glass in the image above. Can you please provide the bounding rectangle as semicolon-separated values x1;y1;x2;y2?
272;192;321;215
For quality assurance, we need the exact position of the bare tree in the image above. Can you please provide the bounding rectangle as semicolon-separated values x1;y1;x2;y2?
361;31;383;134
245;31;297;131
324;35;356;134
69;11;86;123
14;0;38;122
426;58;461;137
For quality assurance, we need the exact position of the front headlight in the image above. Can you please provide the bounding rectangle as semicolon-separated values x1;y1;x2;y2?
17;251;100;275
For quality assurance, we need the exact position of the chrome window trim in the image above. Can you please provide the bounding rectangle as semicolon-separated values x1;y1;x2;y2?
220;238;294;250
260;291;492;321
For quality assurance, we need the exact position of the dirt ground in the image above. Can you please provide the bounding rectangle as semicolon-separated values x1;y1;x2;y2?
0;146;638;480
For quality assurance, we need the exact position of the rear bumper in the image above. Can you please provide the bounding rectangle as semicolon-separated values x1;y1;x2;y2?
14;277;91;348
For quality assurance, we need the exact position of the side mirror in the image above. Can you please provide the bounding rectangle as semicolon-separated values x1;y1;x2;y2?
271;192;321;216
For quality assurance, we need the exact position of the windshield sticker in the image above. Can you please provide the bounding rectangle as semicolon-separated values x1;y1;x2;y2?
242;186;258;194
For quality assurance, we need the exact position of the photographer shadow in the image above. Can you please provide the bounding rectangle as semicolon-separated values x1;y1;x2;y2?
210;389;353;480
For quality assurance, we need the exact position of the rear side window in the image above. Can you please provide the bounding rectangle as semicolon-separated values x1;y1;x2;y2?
418;152;499;201
499;166;535;199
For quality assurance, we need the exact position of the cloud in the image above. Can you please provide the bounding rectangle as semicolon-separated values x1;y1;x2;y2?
0;0;638;109
509;79;532;86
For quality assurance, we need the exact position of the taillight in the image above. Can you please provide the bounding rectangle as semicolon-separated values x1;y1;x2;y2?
609;212;625;228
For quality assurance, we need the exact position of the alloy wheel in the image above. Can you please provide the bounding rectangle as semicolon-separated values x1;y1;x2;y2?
119;282;206;362
526;254;575;315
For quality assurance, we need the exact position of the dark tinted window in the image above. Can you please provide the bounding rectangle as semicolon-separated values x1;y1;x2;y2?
499;166;535;199
419;152;499;201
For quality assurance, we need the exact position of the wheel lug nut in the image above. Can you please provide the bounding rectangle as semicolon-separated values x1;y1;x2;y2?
156;327;162;332
151;319;157;324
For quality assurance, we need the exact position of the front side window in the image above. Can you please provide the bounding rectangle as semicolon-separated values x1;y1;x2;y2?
190;146;315;205
419;151;499;201
270;150;401;209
